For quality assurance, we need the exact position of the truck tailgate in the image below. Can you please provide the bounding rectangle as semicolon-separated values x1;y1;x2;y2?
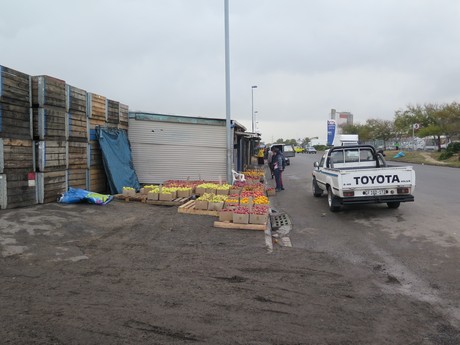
340;167;415;188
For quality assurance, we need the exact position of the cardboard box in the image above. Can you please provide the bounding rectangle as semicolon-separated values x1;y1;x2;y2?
159;193;174;201
147;191;159;201
229;188;241;195
123;189;136;197
195;186;205;196
219;210;233;222
249;213;268;225
233;213;249;224
177;189;192;198
208;201;224;211
266;189;276;196
205;188;217;194
195;200;208;210
216;189;229;196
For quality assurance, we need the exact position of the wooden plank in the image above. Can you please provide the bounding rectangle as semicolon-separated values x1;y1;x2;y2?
107;99;119;124
65;84;87;113
213;220;267;231
37;140;67;172
68;141;88;169
3;168;37;209
0;103;32;139
32;106;67;140
67;168;87;190
87;93;106;120
87;166;107;193
67;111;87;141
145;197;190;206
1;139;34;171
114;193;147;202
0;65;31;106
177;200;219;216
88;140;103;167
119;103;128;128
36;170;67;204
31;75;66;109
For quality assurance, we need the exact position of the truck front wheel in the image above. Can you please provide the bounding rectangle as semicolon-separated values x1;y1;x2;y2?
387;202;400;209
327;187;341;212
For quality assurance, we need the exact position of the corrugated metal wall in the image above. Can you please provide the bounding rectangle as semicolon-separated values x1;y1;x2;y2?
129;118;227;184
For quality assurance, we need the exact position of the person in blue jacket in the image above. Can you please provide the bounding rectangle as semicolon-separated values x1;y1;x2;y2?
272;147;285;191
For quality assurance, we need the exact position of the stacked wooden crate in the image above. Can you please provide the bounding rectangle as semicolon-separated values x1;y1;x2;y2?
87;92;108;193
119;103;129;130
66;85;88;190
0;66;37;209
1;64;130;208
32;75;68;203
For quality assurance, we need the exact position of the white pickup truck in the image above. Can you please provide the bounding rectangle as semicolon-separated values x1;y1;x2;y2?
312;145;415;212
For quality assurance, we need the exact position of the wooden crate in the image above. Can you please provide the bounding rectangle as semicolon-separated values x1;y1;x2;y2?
87;92;106;121
118;103;128;129
32;106;67;140
36;140;67;172
213;220;267;231
0;103;32;139
88;140;103;167
1;138;34;173
65;84;87;113
67;111;88;142
32;75;66;109
36;170;67;204
107;99;120;125
0;65;31;106
0;170;37;209
178;200;219;216
88;117;105;141
67;141;88;169
67;168;87;190
87;167;107;193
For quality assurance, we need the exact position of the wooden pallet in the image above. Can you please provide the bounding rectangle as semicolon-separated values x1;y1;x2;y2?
178;200;219;216
114;193;147;202
213;220;267;231
145;197;190;206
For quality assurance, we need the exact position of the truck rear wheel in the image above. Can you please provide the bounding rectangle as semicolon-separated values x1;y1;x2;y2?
327;187;341;212
312;179;323;197
387;202;400;209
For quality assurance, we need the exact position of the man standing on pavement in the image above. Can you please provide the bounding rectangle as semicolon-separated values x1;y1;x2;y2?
272;147;285;191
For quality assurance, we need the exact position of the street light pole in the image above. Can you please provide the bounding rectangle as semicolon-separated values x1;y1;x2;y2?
224;0;232;183
251;85;257;133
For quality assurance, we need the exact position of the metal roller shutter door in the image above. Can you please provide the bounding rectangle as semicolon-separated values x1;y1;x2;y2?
129;119;227;184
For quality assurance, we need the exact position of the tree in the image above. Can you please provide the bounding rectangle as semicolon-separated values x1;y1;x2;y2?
365;119;395;149
341;123;372;142
394;103;460;151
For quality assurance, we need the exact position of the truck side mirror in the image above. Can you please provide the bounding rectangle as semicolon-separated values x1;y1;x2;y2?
314;162;319;168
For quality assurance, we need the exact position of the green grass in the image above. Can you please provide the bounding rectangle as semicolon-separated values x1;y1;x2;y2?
385;150;460;168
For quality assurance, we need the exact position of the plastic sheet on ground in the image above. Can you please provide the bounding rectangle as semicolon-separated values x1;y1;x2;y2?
393;151;406;158
58;187;113;205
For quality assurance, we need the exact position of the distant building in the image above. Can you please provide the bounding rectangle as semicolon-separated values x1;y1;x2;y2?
327;109;354;145
330;109;353;130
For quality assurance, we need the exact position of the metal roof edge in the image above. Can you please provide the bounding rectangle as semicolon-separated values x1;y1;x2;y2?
129;111;228;126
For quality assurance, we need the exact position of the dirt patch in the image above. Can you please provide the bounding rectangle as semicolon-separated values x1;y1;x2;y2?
1;201;459;344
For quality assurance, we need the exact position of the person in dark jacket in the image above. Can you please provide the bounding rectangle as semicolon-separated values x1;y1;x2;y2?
272;147;285;191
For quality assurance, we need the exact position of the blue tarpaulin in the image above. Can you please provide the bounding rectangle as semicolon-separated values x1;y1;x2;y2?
393;151;406;159
96;127;140;194
59;187;113;205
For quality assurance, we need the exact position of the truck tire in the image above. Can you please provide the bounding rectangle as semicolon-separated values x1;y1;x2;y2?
327;187;341;212
387;202;400;209
312;178;323;197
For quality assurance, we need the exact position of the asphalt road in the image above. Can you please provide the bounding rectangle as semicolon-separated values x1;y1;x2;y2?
271;153;460;329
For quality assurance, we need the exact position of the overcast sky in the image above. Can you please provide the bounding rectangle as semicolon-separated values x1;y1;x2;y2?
2;0;460;142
